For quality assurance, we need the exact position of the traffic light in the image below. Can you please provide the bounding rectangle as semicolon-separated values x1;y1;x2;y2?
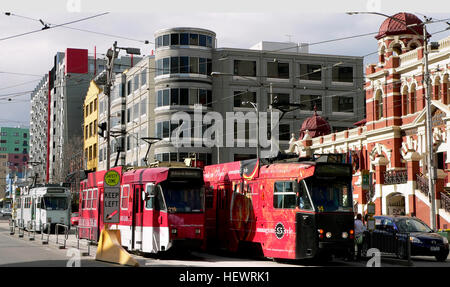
98;122;107;138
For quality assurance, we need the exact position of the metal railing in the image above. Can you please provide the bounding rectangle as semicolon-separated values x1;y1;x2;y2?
441;192;450;214
55;224;69;249
17;219;25;238
383;170;407;185
27;221;36;241
416;172;430;199
9;219;15;235
75;226;93;256
41;223;51;245
363;231;412;266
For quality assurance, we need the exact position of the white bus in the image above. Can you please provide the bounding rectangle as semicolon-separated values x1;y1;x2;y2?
15;185;71;233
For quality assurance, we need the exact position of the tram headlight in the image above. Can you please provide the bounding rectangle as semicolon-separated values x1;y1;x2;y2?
195;228;201;235
342;232;348;239
171;228;177;234
326;232;332;239
47;217;52;223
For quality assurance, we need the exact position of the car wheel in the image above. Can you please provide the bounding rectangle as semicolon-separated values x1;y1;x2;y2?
435;252;448;262
397;244;407;260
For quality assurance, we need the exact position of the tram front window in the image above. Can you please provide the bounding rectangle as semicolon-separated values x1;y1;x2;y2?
43;197;68;210
161;181;204;213
305;179;352;212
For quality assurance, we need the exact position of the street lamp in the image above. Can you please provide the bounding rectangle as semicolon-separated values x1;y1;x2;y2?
347;11;437;229
105;41;141;171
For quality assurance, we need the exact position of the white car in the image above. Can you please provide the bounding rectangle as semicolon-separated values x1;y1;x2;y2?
1;208;12;217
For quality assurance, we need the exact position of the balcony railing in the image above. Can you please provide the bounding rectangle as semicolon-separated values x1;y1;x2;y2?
416;172;430;200
441;192;450;214
383;170;407;185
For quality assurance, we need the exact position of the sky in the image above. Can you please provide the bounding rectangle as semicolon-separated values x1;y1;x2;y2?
0;0;449;128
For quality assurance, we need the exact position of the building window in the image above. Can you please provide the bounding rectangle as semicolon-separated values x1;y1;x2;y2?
141;70;147;86
127;80;132;95
127;108;131;123
156;121;171;139
133;103;139;120
234;91;256;108
332;66;353;83
140;99;147;116
234;60;256;77
279;124;291;141
273;181;296;209
300;94;322;111
299;63;322;81
267;62;289;79
332;96;354;113
133;75;139;91
171;33;179;45
189;33;199;46
94;99;97;111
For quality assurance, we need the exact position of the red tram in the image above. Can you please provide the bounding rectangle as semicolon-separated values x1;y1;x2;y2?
78;164;205;254
204;156;355;260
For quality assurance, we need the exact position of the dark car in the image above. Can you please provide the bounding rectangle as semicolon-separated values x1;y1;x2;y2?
365;216;449;262
71;212;79;226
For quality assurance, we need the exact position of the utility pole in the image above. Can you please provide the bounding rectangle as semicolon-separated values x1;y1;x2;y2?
422;19;437;230
105;41;117;171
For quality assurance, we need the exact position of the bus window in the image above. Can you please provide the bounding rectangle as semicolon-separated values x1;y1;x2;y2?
43;197;68;210
121;186;129;209
298;181;313;210
92;189;98;210
273;181;297;209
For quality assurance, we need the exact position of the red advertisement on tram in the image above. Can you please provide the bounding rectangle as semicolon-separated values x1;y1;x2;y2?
204;155;355;260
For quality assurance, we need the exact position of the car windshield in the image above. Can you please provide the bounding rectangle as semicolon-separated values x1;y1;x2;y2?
305;178;353;212
43;196;68;210
395;218;433;233
161;181;204;213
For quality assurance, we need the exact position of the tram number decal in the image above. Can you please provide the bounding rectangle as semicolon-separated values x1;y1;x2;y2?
275;222;285;239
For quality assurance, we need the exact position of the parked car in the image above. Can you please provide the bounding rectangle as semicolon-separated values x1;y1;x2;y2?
1;208;12;217
366;216;449;262
70;212;79;226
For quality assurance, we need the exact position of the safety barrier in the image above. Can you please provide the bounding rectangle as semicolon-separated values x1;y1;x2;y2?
9;219;15;235
27;221;36;241
41;223;51;245
17;219;24;238
363;231;412;265
55;224;69;249
75;226;93;256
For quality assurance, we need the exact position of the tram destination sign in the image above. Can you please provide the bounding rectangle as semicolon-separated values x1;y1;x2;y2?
103;170;121;223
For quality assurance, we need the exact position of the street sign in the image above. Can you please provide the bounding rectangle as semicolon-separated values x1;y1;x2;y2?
103;170;121;223
367;216;376;231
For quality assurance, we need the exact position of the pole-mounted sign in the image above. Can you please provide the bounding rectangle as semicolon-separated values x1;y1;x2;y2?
103;169;120;223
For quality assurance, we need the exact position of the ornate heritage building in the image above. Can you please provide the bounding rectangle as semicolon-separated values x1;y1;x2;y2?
288;12;450;229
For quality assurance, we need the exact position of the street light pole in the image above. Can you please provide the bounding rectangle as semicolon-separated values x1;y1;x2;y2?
347;12;437;229
104;42;141;171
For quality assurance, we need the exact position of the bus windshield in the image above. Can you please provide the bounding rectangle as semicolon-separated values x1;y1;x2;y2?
305;179;352;212
161;181;204;213
43;196;68;210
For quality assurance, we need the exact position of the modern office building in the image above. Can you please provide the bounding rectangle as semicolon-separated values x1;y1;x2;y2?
30;48;135;184
150;27;364;164
0;126;29;199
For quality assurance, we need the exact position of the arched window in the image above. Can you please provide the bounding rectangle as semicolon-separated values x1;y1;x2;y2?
392;43;402;56
375;90;383;120
410;84;417;113
402;86;409;115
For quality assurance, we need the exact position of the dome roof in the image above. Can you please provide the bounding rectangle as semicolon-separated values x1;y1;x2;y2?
299;109;331;139
375;12;428;40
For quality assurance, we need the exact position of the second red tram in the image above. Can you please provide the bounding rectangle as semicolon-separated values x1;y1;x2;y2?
79;165;206;254
204;156;355;260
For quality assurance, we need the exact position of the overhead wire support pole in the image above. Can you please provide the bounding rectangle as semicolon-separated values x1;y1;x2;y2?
105;41;117;171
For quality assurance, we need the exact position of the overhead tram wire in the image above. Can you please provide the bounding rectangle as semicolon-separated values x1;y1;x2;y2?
0;12;110;42
5;12;151;44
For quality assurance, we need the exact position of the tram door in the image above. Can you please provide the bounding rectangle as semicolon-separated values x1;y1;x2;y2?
216;185;228;244
132;185;143;251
